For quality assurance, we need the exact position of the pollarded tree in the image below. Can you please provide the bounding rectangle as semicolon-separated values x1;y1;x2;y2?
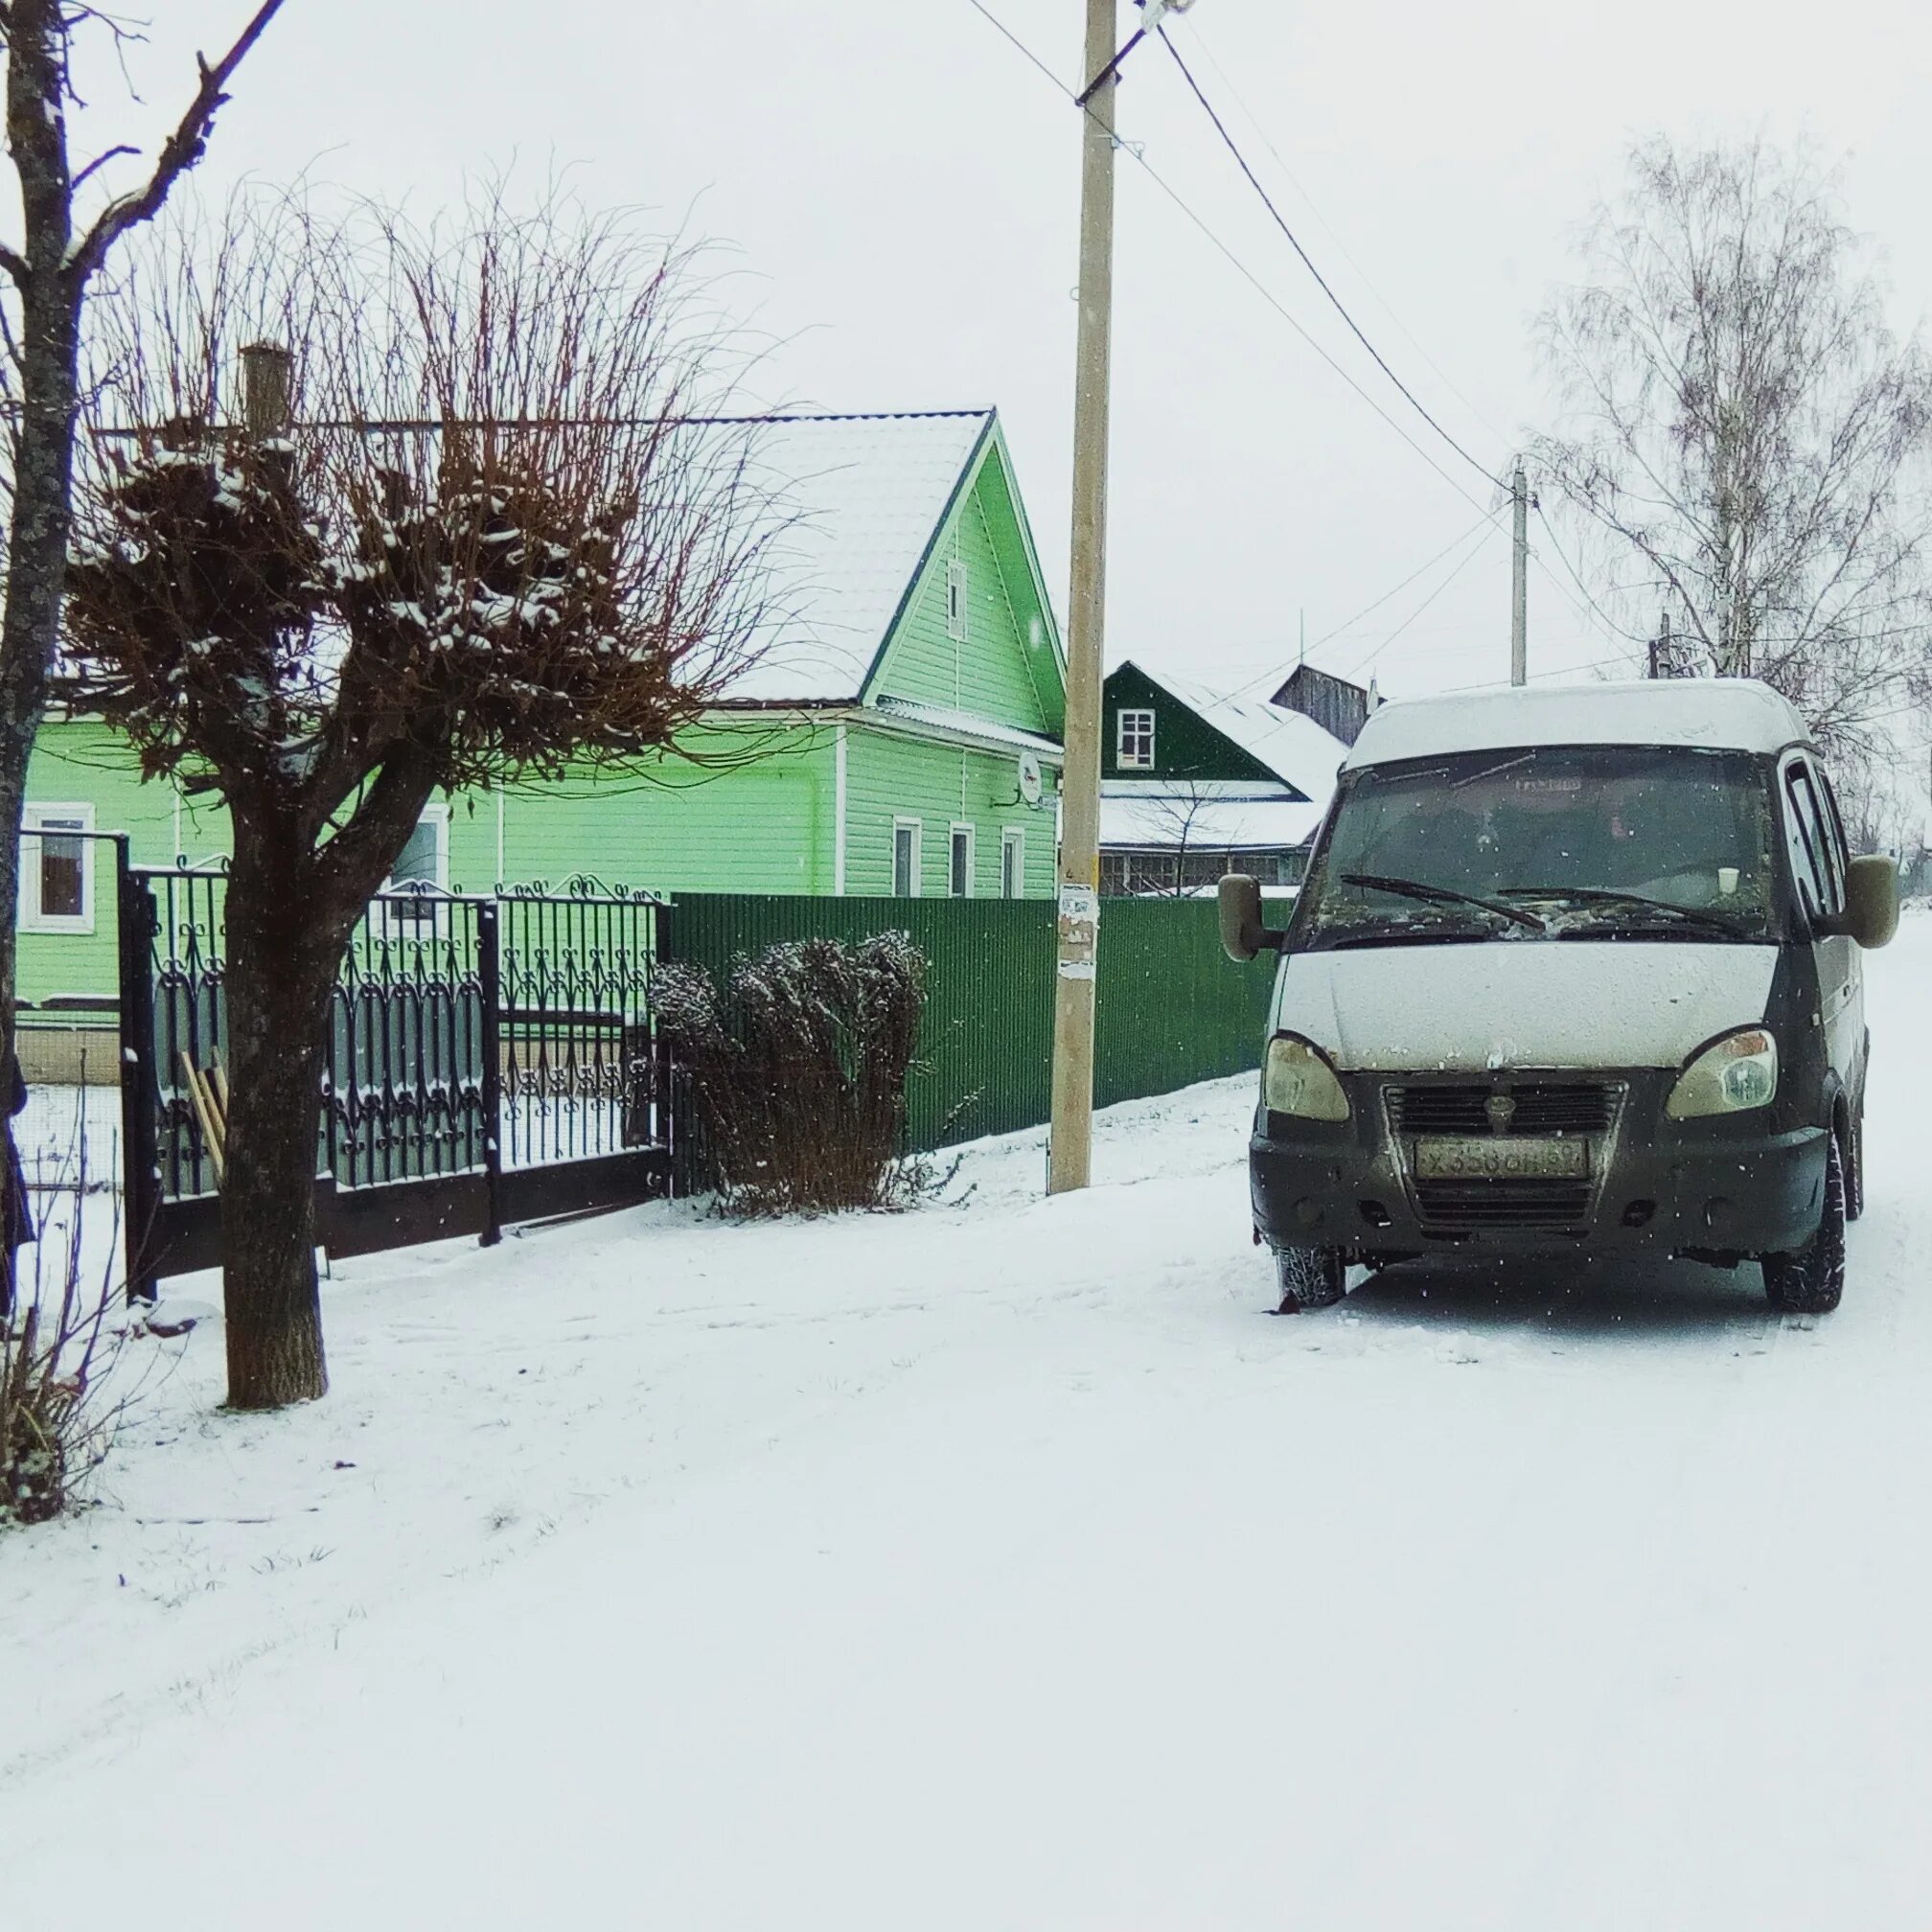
64;191;781;1408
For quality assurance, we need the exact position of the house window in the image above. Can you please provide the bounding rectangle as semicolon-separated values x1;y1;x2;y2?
21;803;95;933
379;804;450;928
892;817;922;897
1117;708;1156;770
1000;828;1024;899
950;823;976;898
946;558;969;642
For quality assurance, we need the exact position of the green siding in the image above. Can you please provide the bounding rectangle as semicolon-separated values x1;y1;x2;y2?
868;431;1063;736
19;722;229;1004
842;725;1053;900
1102;662;1278;785
484;724;836;897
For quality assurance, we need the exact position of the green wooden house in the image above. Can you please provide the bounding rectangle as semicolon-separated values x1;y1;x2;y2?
18;408;1067;1022
1097;659;1349;895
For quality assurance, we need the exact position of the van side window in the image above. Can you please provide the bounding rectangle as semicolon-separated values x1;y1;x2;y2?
1782;761;1841;922
1818;770;1853;883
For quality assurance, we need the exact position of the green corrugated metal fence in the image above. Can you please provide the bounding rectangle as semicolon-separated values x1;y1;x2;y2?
660;892;1276;1153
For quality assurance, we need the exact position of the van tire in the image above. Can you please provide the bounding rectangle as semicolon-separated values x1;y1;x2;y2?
1275;1246;1347;1314
1762;1136;1848;1316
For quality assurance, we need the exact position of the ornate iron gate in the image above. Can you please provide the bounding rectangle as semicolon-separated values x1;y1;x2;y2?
121;867;666;1297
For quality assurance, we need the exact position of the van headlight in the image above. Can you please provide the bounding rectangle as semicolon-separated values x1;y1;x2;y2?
1263;1034;1351;1121
1666;1027;1779;1119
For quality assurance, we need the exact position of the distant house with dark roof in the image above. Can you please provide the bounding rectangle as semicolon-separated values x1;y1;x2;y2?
1097;659;1351;897
1271;662;1379;747
18;409;1068;1021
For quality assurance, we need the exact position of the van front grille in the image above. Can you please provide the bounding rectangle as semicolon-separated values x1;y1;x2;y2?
1410;1180;1596;1230
1386;1083;1617;1138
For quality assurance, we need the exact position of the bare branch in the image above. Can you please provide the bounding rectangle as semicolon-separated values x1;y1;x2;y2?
69;141;136;193
65;0;288;286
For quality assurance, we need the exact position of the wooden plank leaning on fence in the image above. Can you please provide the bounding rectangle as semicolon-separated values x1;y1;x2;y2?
178;1052;230;1186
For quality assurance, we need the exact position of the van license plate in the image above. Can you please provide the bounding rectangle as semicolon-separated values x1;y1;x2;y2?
1414;1137;1589;1181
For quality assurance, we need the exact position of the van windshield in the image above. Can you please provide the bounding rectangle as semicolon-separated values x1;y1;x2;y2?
1297;744;1781;950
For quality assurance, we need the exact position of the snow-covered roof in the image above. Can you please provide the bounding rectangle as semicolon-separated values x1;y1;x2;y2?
1344;678;1812;770
1099;791;1327;852
871;696;1063;759
723;411;995;703
1122;660;1349;799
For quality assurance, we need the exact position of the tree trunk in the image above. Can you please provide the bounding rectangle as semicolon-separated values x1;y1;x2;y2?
218;828;340;1408
0;265;83;1064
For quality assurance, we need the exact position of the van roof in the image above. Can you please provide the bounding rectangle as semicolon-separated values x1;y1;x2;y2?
1341;678;1811;771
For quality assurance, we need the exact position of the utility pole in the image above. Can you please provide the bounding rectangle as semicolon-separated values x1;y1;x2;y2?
1047;0;1118;1197
1509;458;1528;687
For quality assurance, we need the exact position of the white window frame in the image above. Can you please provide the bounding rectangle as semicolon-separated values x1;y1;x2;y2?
20;803;97;934
376;803;451;935
949;822;977;899
946;557;969;643
1001;827;1025;899
1117;708;1156;770
892;816;923;898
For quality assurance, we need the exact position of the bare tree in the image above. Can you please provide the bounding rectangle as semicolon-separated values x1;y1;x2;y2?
0;2;287;1081
1138;780;1219;896
1533;137;1932;751
63;189;781;1409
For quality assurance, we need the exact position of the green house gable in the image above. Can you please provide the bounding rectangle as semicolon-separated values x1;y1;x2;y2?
1102;661;1286;787
862;418;1064;737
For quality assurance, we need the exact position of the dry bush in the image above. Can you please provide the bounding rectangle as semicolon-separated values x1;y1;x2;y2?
657;934;932;1215
2;1166;126;1529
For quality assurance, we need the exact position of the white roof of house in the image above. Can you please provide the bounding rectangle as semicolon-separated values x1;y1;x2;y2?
1344;678;1812;770
871;695;1062;758
1124;661;1350;801
724;411;997;703
1100;791;1328;852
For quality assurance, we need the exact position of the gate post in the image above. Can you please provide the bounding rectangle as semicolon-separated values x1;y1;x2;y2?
114;840;162;1303
477;901;503;1248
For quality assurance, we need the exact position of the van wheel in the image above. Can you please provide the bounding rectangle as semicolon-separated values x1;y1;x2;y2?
1762;1136;1848;1315
1275;1246;1347;1314
1844;1111;1866;1223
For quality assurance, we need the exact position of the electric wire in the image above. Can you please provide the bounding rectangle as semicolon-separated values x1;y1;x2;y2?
1222;508;1502;701
1171;17;1512;453
1157;28;1505;493
1335;516;1506;679
959;0;1491;517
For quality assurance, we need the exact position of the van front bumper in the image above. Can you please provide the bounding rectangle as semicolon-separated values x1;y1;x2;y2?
1250;1070;1828;1262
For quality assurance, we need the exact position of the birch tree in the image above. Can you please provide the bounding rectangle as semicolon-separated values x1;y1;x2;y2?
1533;137;1932;750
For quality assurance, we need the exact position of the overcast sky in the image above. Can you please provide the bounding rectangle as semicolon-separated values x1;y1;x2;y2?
50;0;1932;703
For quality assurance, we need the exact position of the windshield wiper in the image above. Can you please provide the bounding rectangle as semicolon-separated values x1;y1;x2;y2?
1497;885;1749;938
1340;872;1547;933
1314;919;1500;951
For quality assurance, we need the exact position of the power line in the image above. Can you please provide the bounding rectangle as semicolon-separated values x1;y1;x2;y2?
1171;16;1511;454
959;0;1491;518
1157;28;1505;493
1336;516;1506;679
1223;508;1502;702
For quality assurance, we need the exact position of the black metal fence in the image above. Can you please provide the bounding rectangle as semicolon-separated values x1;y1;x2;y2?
124;865;666;1296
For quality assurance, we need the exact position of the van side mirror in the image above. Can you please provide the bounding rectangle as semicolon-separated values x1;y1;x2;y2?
1826;853;1900;950
1218;873;1284;962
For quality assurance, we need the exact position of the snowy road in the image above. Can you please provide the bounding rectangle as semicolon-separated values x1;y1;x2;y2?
7;923;1932;1928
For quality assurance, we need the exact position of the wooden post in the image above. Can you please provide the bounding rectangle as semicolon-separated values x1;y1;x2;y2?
1048;0;1118;1197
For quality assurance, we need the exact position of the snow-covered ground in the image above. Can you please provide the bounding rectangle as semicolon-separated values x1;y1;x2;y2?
6;923;1932;1928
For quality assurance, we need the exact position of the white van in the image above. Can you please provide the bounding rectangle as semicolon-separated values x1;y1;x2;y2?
1219;679;1898;1315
